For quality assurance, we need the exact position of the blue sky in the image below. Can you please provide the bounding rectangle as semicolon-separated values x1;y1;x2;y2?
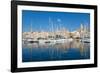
22;10;90;32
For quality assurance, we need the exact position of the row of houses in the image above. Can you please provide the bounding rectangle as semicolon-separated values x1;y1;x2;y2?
22;24;90;40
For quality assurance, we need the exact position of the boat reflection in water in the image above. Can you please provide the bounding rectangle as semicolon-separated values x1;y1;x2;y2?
22;39;90;62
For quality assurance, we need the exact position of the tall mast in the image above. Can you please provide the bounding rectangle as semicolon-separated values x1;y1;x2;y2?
49;17;53;32
49;17;51;32
30;21;33;33
30;21;33;39
57;18;61;31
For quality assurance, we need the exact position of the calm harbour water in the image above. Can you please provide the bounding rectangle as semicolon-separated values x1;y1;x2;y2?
22;40;90;62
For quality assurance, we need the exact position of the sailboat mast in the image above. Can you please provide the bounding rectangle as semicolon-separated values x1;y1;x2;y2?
30;21;33;39
30;21;33;33
49;17;51;32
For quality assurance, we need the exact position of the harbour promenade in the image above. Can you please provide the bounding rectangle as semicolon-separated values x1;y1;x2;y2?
22;24;90;44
